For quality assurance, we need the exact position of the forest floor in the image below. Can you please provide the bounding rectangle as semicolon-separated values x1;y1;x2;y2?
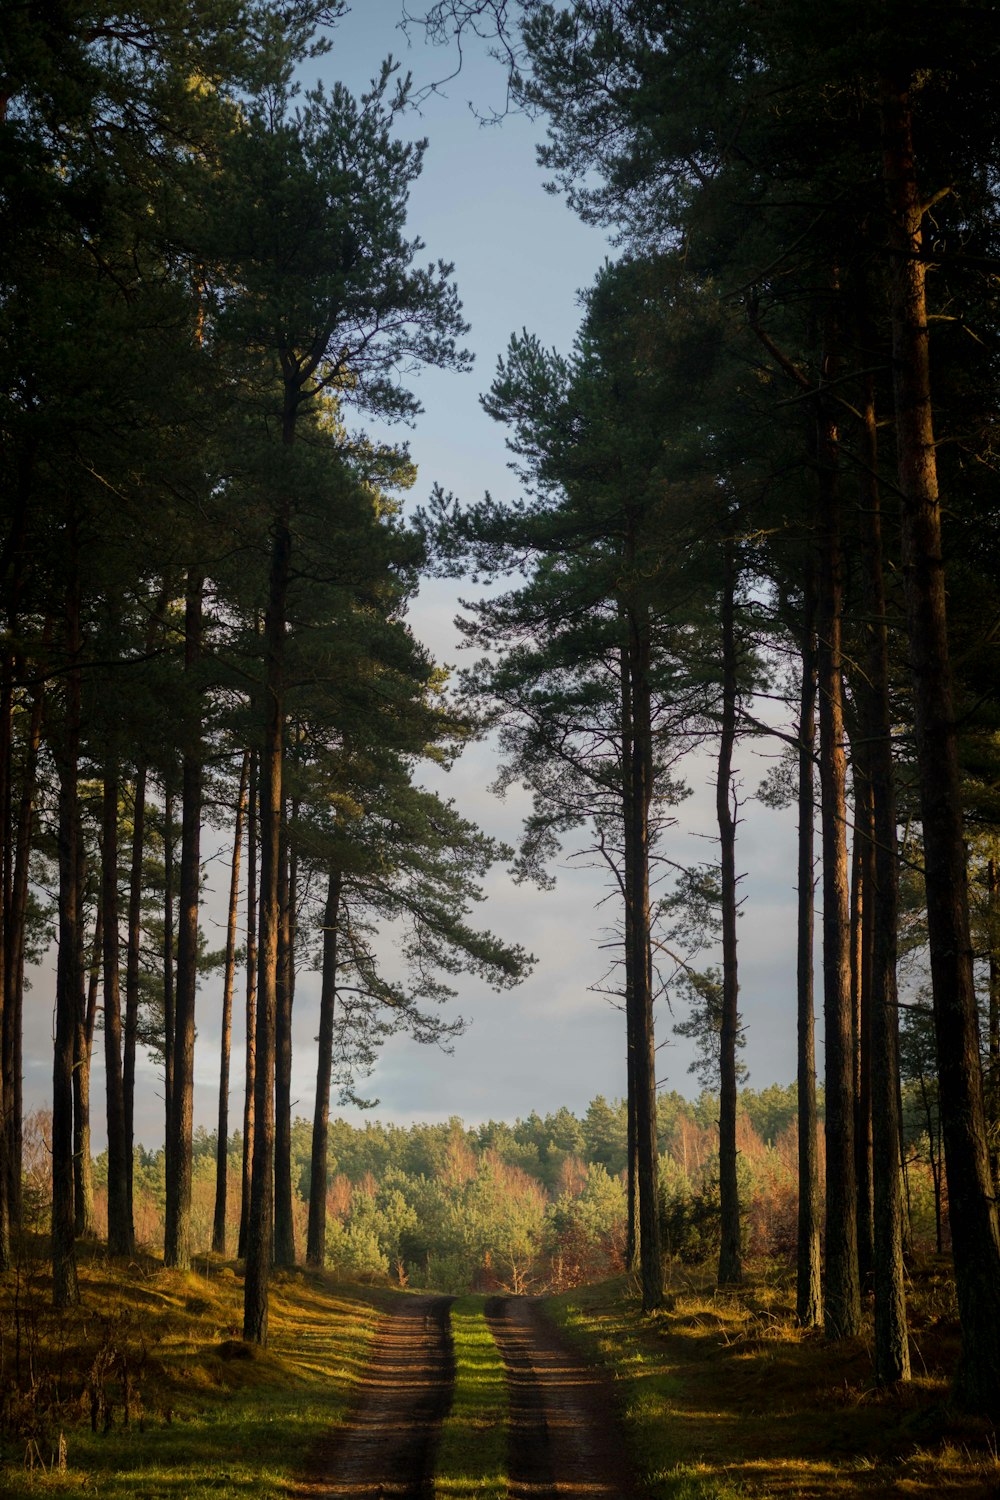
0;1242;998;1499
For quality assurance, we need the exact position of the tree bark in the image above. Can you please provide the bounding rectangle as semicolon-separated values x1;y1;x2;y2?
881;75;1000;1415
52;557;81;1307
988;858;1000;1194
796;569;822;1327
3;638;46;1233
238;751;258;1261
165;572;204;1270
103;761;133;1256
163;776;175;1154
815;298;862;1340
244;497;291;1343
619;643;639;1274
625;585;663;1312
124;762;147;1225
213;752;248;1256
0;645;11;1269
74;867;99;1240
851;760;875;1287
716;532;742;1286
274;801;296;1268
307;866;341;1267
856;357;910;1385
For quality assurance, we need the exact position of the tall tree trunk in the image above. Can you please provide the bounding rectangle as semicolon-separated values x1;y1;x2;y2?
244;489;291;1344
163;776;175;1153
6;634;48;1230
214;752;249;1256
0;646;11;1268
238;752;258;1261
619;644;638;1274
274;801;297;1267
717;532;742;1286
307;867;341;1267
796;570;822;1327
857;357;910;1385
74;869;99;1239
165;572;204;1270
852;761;875;1287
626;588;662;1313
815;298;862;1340
988;858;1000;1194
103;761;133;1256
881;76;1000;1415
124;763;147;1225
52;558;81;1307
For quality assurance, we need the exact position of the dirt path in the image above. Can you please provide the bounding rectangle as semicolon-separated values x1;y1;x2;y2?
296;1293;455;1500
485;1295;638;1500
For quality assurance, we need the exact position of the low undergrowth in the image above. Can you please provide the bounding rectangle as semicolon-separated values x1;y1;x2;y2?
0;1236;391;1498
433;1294;508;1500
546;1256;1000;1500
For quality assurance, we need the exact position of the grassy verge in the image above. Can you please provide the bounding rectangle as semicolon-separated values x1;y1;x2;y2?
546;1261;1000;1500
0;1240;393;1499
433;1294;507;1500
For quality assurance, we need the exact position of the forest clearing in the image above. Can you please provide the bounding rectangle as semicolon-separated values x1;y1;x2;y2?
5;0;1000;1494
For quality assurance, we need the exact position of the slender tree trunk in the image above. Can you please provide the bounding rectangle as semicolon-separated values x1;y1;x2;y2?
52;558;81;1307
163;777;175;1154
796;571;822;1327
0;647;11;1269
74;872;99;1240
4;642;46;1232
988;858;1000;1194
213;753;249;1257
717;532;742;1287
165;572;204;1270
124;763;147;1224
815;298;862;1340
857;357;910;1384
620;644;638;1274
852;761;875;1287
238;752;258;1261
274;802;296;1268
626;588;662;1313
103;761;133;1257
244;489;291;1343
881;76;1000;1415
307;867;341;1267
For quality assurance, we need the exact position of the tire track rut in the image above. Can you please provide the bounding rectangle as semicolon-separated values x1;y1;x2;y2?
486;1295;637;1500
297;1293;454;1500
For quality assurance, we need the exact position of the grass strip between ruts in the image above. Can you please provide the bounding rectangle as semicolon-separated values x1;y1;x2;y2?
433;1294;508;1500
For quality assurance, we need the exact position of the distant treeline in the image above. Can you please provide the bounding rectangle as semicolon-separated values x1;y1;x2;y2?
18;1084;942;1295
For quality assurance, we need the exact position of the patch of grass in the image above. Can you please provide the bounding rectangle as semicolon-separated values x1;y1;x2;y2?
434;1295;507;1500
545;1260;1000;1500
0;1241;393;1498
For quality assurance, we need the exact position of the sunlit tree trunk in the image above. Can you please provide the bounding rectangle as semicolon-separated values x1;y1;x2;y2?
717;531;742;1286
815;297;861;1340
244;467;292;1343
238;752;258;1262
52;546;82;1307
796;570;822;1327
307;867;341;1267
881;75;1000;1414
103;761;133;1256
165;572;204;1270
856;357;910;1384
214;752;249;1256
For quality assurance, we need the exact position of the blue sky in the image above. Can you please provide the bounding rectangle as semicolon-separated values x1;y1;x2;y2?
24;2;806;1150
